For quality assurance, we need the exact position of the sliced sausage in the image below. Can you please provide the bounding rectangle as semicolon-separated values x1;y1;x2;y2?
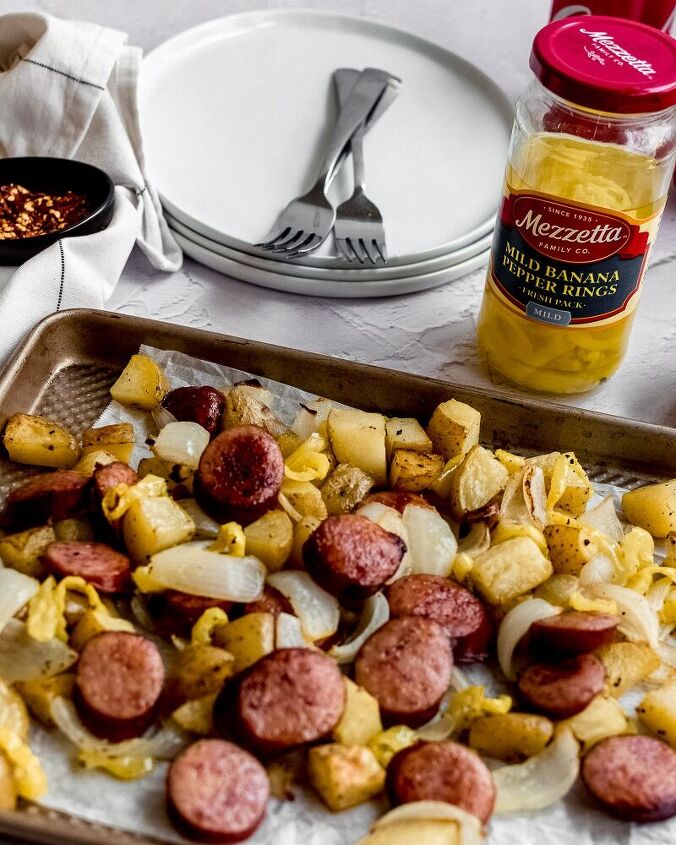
195;425;284;523
162;386;225;437
517;653;605;718
227;648;345;754
2;470;90;526
386;575;493;663
303;514;406;603
92;461;137;500
42;541;131;593
581;735;676;823
387;740;496;824
148;590;233;638
364;491;432;513
355;617;453;727
167;739;269;843
529;611;619;656
74;631;165;742
243;585;293;618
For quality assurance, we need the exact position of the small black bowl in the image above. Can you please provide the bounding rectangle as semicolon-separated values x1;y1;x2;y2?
0;157;115;265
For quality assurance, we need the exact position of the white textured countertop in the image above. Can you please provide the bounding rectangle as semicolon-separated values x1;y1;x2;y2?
6;0;676;427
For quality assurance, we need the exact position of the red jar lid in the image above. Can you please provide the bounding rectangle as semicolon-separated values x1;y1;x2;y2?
530;15;676;114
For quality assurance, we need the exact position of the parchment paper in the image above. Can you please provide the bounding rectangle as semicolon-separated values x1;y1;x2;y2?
29;345;676;845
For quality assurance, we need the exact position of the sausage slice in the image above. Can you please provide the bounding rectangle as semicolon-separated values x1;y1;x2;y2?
303;514;406;603
3;470;90;526
517;653;605;718
364;491;432;513
167;739;269;843
243;585;293;618
74;631;165;742
387;740;496;824
530;611;619;656
582;735;676;822
355;617;453;727
229;648;345;754
148;590;233;638
92;461;138;500
163;386;226;437
42;540;131;593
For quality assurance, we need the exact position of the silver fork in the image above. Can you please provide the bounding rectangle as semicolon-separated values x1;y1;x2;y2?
333;69;398;264
256;68;394;259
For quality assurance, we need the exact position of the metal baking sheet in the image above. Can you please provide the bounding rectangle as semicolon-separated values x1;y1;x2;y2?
0;307;673;845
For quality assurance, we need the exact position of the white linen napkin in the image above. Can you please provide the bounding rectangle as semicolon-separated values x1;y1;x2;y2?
0;13;182;360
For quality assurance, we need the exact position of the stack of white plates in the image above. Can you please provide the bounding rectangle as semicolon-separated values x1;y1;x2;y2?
140;10;513;298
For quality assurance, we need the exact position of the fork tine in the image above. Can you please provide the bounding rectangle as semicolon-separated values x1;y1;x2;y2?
286;233;324;260
269;230;305;252
346;238;365;264
360;238;378;265
256;226;292;249
335;239;354;262
374;240;388;263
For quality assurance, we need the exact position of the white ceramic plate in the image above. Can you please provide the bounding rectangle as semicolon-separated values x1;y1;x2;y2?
174;228;489;298
140;9;512;268
165;211;493;281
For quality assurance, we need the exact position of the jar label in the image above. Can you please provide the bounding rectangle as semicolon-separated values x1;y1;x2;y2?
488;188;655;327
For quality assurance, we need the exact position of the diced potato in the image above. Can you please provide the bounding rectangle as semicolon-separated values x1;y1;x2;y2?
0;679;29;741
321;464;374;516
74;449;118;475
449;445;509;519
561;695;628;752
333;678;383;746
428;455;464;499
54;518;94;542
223;385;286;436
16;674;74;726
492;521;548;556
327;408;387;487
533;574;580;607
122;495;195;563
290;515;322;567
637;680;676;747
81;423;135;463
357;821;462;845
212;612;275;673
468;712;553;762
0;525;55;578
308;743;385;812
470;536;553;605
368;726;418;768
390;450;445;493
0;752;16;811
70;609;135;651
595;642;660;697
3;413;80;468
426;399;480;461
543;523;596;575
137;456;194;495
544;453;593;517
244;510;293;572
622;480;676;538
171;692;217;736
385;417;433;458
110;354;169;410
281;479;328;520
168;645;234;704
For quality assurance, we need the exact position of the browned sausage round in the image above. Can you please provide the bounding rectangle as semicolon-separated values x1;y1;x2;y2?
92;461;138;500
74;631;165;742
387;740;496;824
3;470;90;526
529;611;619;656
228;648;345;754
364;491;433;513
42;541;131;593
303;514;406;603
243;585;293;618
167;739;269;843
162;386;226;437
148;590;233;638
195;425;284;523
517;653;605;718
355;617;453;727
581;735;676;822
386;575;493;663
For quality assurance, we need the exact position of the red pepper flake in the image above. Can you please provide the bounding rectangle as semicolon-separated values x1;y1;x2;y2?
0;184;90;240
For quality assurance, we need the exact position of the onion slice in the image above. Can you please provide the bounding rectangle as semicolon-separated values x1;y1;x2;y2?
0;619;78;682
177;499;220;539
329;593;389;664
585;583;659;648
267;571;339;642
579;495;623;542
276;612;309;649
493;727;579;814
403;504;457;576
0;569;39;633
151;405;177;431
373;801;484;845
153;421;210;470
498;598;561;680
458;523;491;559
579;554;615;586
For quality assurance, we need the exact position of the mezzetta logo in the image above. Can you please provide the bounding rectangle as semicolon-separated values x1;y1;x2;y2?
579;29;656;78
514;209;625;245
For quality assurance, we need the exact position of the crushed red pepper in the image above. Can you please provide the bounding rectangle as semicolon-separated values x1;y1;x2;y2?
0;183;90;239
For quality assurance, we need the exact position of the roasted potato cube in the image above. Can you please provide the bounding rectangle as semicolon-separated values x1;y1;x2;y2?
327;408;387;487
223;385;287;437
622;480;676;538
137;456;194;495
122;495;195;563
243;510;293;572
367;725;418;768
73;448;118;476
449;445;509;519
110;354;169;410
357;821;464;845
70;609;136;651
281;479;328;520
665;533;676;567
426;399;480;460
0;679;29;741
533;574;580;607
16;674;74;726
470;536;552;605
321;464;374;516
168;645;234;704
468;712;553;762
637;680;676;747
561;695;628;752
171;692;217;736
54;518;94;542
595;642;660;697
0;525;55;578
81;422;135;464
543;523;596;575
308;743;385;811
390;450;445;493
333;678;383;746
212;612;274;673
290;515;322;567
428;455;464;499
385;417;433;458
3;413;80;468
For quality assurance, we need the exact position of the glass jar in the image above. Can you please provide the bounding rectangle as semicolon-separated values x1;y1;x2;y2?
477;16;676;394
